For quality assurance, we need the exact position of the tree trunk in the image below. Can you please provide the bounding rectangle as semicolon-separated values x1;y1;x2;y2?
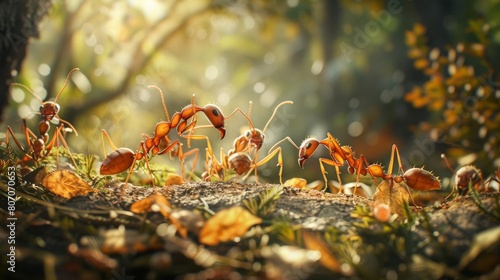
0;0;52;123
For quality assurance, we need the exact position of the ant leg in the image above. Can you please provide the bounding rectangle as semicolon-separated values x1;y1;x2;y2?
318;158;343;193
391;144;419;206
5;126;28;153
101;129;119;159
441;154;458;200
121;142;154;199
484;166;499;192
179;147;199;181
251;146;285;184
53;125;78;169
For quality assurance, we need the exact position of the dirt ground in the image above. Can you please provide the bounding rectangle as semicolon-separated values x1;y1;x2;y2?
1;180;499;280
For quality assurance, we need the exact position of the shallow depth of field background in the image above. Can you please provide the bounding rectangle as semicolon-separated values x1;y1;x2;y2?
2;0;499;183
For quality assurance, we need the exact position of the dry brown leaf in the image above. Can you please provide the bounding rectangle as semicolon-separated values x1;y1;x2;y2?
372;180;410;219
41;170;95;199
164;173;184;186
284;177;307;188
199;206;262;246
130;194;171;218
302;231;351;275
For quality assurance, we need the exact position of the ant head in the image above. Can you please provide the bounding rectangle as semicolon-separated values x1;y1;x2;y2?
39;102;60;121
245;128;265;150
298;138;320;168
202;104;226;139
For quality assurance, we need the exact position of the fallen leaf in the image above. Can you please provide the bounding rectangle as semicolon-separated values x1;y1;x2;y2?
164;173;184;186
302;231;351;275
41;170;95;199
372;180;410;219
199;206;262;246
284;177;307;188
130;194;172;218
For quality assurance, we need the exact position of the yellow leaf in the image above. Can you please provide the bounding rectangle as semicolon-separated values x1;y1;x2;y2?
130;194;171;217
164;173;184;186
414;58;429;69
41;170;95;199
199;206;262;246
302;231;351;275
284;177;307;188
372;180;409;219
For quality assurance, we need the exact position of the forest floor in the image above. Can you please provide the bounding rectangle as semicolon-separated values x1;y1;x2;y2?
1;178;499;280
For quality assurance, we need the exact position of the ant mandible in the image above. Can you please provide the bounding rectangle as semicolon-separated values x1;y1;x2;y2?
11;68;80;138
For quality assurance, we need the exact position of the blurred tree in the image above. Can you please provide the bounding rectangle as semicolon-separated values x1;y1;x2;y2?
0;0;52;123
2;0;498;183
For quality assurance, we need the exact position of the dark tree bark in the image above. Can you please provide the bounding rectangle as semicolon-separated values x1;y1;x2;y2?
0;0;52;124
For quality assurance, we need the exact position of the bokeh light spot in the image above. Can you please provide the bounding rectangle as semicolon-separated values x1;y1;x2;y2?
347;121;363;137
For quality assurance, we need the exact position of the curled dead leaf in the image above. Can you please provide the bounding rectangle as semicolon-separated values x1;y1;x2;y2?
199;206;262;246
41;170;95;199
130;194;172;218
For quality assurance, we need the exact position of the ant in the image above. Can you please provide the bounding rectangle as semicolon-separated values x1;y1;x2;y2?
297;132;374;192
192;100;293;184
4;119;77;171
440;154;499;198
367;145;441;193
99;86;231;198
11;68;80;138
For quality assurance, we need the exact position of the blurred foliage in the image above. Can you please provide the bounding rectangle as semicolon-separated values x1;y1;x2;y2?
405;20;500;174
1;0;499;184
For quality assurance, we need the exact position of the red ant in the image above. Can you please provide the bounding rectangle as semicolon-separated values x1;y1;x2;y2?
191;100;293;184
298;132;374;192
11;68;80;138
367;145;441;192
298;133;440;195
99;86;232;198
4;119;77;171
441;154;498;198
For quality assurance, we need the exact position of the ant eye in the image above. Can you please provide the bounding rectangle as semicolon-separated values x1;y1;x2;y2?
55;104;60;112
261;134;265;139
245;130;251;137
306;142;312;149
39;105;43;111
211;108;219;117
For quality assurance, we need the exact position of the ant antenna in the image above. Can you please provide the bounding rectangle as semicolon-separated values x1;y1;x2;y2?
262;101;293;133
11;83;44;104
441;154;456;174
54;68;79;102
148;85;170;122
